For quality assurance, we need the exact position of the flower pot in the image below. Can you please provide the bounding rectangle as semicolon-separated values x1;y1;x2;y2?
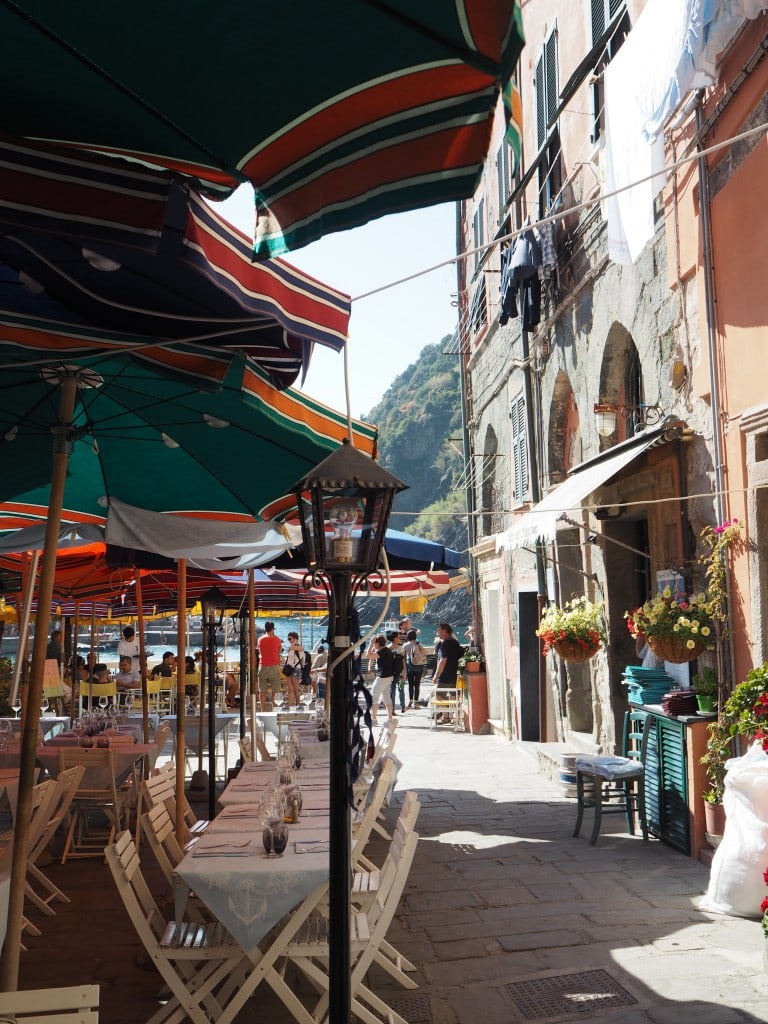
552;639;600;663
696;693;717;713
704;799;726;848
464;661;481;673
647;636;705;664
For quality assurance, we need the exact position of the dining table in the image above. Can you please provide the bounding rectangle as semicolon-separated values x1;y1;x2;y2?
0;715;70;737
174;758;333;954
35;743;155;787
0;766;40;820
161;712;238;780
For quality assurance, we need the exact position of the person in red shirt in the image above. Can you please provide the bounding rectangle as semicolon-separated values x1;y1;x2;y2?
257;621;282;709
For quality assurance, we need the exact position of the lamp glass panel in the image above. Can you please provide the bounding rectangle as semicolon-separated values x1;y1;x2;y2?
596;408;617;437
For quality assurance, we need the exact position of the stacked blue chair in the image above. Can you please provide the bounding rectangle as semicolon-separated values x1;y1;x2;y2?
622;665;674;706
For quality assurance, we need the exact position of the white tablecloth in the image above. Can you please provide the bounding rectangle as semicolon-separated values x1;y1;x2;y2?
175;763;331;952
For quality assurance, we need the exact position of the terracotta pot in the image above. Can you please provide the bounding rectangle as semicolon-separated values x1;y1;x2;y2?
704;799;726;847
552;639;600;663
464;661;481;673
647;636;705;664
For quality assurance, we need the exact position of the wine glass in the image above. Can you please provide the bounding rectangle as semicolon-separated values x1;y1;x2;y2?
273;690;285;711
40;694;49;716
315;698;325;716
301;690;314;712
99;695;109;713
11;697;21;719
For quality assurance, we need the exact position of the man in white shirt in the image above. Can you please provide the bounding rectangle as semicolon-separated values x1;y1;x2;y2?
117;625;142;673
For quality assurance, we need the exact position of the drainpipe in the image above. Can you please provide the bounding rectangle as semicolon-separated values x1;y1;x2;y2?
520;325;548;741
696;98;737;692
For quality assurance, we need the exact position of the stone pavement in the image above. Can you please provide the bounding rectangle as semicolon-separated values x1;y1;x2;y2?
15;705;768;1023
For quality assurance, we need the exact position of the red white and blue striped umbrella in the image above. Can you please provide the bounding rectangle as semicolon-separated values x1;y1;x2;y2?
0;136;351;388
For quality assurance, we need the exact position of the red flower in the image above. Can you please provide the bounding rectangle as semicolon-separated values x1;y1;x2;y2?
761;896;768;914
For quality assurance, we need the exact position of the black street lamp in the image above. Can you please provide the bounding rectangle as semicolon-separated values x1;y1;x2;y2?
292;440;405;1024
201;585;227;821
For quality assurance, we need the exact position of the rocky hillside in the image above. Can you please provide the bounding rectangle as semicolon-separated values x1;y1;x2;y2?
358;339;472;637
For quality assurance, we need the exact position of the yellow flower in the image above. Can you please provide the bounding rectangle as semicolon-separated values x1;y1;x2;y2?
673;624;680;632
663;587;672;598
701;626;711;636
686;639;696;649
691;619;700;629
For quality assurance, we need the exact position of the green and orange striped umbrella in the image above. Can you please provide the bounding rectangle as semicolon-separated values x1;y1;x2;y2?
0;2;525;256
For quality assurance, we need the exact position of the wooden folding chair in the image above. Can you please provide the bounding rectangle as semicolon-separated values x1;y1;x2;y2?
140;802;211;924
106;830;328;1024
0;778;58;939
25;765;86;916
141;760;207;849
428;679;464;730
276;827;420;1024
0;984;99;1022
59;748;129;861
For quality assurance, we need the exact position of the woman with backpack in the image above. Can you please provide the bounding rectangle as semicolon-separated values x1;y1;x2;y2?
403;628;427;708
283;632;306;708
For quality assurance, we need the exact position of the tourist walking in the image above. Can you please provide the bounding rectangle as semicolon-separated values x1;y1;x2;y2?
370;635;395;724
257;621;282;709
403;628;427;707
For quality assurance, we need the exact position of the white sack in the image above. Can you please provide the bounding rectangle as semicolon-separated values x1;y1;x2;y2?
705;741;768;917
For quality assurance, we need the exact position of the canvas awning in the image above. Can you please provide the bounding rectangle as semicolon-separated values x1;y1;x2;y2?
497;427;675;551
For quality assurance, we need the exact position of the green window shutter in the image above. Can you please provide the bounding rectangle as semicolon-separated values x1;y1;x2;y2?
511;395;528;505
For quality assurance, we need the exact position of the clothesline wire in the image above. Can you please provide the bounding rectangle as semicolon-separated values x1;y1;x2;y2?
351;116;768;304
388;481;761;517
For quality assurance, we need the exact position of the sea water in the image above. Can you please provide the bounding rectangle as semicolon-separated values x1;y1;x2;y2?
0;614;329;667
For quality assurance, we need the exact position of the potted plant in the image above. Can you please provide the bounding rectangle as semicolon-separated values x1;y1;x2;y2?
625;588;715;663
458;648;484;673
692;666;718;714
699;664;768;843
536;597;605;663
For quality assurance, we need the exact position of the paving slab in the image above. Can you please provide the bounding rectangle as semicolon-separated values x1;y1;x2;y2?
11;703;768;1023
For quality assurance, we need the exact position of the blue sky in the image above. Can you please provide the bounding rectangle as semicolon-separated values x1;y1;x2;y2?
216;188;459;419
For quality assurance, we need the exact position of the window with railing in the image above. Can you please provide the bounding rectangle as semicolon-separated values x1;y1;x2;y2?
468;277;487;335
472;198;485;271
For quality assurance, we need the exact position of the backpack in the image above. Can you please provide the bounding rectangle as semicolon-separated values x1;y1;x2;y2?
300;651;312;686
408;641;426;667
392;650;404;681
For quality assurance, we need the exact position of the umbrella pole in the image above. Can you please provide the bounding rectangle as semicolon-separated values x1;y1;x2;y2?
248;569;256;758
175;560;187;841
135;574;149;744
71;601;80;726
0;373;77;990
9;549;39;707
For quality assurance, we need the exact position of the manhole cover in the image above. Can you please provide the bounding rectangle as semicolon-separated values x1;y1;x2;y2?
503;969;637;1020
388;995;431;1022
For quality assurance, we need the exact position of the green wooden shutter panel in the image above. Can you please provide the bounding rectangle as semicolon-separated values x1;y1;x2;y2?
642;713;690;854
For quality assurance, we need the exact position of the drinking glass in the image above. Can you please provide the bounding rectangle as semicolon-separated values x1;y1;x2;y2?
315;698;325;716
271;823;289;857
273;690;285;711
11;698;21;719
99;695;109;712
262;823;275;858
301;691;313;711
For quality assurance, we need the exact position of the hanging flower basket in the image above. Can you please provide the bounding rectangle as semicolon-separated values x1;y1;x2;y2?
552;638;600;663
647;636;705;664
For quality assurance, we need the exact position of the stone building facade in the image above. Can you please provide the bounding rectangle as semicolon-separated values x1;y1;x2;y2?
458;1;766;753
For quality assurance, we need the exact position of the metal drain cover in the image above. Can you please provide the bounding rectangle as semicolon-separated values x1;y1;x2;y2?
503;969;637;1020
388;995;432;1023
